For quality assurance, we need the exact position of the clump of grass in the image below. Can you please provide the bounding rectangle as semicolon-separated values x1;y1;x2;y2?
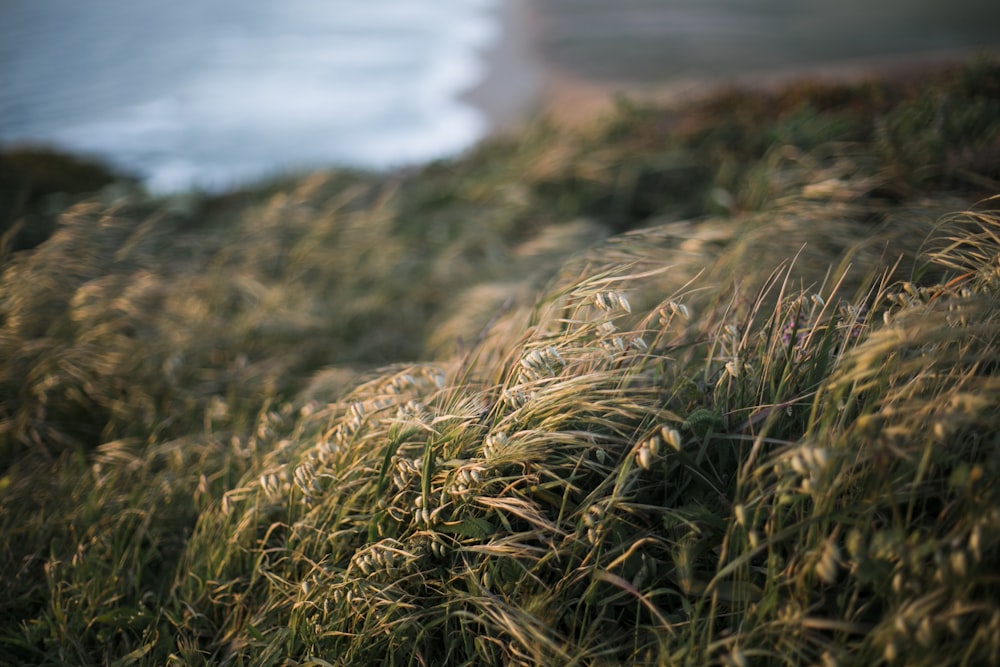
156;199;1000;665
527;56;1000;223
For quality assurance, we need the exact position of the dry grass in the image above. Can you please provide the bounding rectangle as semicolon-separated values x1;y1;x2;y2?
164;197;1000;665
1;59;999;665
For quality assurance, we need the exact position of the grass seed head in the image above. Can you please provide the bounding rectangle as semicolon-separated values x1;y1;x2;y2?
636;445;653;470
660;426;682;451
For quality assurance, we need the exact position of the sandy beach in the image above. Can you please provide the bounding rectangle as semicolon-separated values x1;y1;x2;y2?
470;0;1000;132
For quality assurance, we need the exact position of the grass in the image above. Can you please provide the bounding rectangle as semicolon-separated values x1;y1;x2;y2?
1;58;1000;665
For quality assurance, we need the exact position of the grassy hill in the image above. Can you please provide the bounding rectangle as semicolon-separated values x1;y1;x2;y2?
1;58;999;665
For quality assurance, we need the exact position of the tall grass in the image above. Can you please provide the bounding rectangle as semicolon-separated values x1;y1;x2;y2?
150;195;998;665
1;59;999;665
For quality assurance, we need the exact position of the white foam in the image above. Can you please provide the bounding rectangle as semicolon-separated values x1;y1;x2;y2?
0;0;505;193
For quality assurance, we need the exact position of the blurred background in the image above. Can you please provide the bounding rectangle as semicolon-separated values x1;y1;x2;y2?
1;0;998;193
533;0;1000;81
0;0;501;193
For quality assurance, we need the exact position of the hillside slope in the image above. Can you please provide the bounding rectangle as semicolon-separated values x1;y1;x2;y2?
1;59;999;665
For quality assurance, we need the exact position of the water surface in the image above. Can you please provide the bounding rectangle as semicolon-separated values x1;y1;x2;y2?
0;0;499;192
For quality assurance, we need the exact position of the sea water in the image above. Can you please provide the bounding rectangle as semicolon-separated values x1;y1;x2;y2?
0;0;500;193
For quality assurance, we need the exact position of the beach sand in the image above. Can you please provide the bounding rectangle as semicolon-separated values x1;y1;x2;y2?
468;0;1000;134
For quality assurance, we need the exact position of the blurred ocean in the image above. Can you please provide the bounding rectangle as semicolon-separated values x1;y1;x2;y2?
0;0;501;193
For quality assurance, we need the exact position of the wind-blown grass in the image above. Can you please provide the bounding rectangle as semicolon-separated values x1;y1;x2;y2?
160;198;1000;666
1;59;999;665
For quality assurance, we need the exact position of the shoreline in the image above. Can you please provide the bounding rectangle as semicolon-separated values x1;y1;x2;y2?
466;2;1000;134
541;45;1000;127
460;0;546;136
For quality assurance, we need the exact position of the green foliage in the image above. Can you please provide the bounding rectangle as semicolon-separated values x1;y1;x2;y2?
2;59;1000;665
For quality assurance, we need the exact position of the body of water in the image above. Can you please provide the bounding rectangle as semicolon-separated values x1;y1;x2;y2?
0;0;500;193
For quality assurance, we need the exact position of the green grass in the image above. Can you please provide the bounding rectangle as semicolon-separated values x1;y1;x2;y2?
2;58;1000;665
